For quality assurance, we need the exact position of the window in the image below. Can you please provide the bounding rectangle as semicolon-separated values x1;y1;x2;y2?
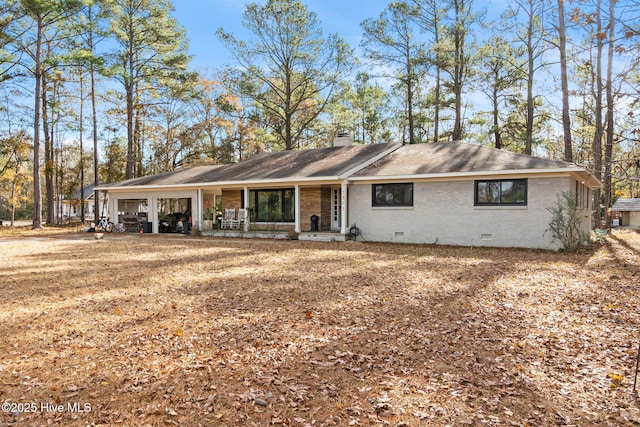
575;181;590;209
372;183;413;207
249;189;295;222
475;179;527;206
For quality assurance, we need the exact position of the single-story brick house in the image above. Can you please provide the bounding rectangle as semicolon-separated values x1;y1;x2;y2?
611;198;640;228
97;141;601;249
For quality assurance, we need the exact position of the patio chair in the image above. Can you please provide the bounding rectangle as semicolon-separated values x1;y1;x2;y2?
232;208;247;229
221;208;236;229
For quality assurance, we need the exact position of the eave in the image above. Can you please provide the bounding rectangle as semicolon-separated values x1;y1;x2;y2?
349;168;603;189
95;176;347;192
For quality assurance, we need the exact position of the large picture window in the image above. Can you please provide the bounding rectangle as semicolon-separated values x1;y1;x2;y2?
249;189;295;222
372;183;413;207
475;179;527;206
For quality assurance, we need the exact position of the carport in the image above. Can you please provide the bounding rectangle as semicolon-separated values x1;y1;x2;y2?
96;166;225;234
105;189;199;234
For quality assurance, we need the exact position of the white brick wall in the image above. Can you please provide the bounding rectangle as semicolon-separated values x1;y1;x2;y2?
348;177;584;249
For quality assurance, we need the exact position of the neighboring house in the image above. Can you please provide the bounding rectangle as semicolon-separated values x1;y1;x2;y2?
612;198;640;228
60;184;108;221
96;141;601;249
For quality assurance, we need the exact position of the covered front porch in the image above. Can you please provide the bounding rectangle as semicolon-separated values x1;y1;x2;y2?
102;178;351;239
199;181;350;238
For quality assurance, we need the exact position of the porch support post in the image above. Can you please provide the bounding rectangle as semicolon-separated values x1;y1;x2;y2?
108;195;117;224
150;197;158;233
99;191;106;220
340;180;348;235
195;189;202;231
295;184;301;233
244;186;250;231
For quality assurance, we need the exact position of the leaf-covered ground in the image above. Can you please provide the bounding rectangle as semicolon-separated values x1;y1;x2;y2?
1;228;639;426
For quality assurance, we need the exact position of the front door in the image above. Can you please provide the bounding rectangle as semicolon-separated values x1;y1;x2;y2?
331;187;341;231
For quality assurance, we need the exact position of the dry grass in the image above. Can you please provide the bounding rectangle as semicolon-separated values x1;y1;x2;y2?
1;229;639;426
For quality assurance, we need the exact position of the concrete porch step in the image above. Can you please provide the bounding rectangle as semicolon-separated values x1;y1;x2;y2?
298;232;347;242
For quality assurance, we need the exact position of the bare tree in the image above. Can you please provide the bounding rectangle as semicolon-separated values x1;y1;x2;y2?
507;0;551;155
555;0;573;162
361;1;425;144
12;0;84;228
411;0;448;143
218;0;352;151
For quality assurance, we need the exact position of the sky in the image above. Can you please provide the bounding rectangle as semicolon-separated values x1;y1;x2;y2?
167;0;509;140
170;0;423;72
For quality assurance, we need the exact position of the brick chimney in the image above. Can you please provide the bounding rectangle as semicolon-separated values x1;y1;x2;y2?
333;132;353;147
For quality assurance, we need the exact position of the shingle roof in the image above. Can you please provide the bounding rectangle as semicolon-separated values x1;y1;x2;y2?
99;165;227;188
99;143;397;188
186;143;397;182
612;198;640;212
98;141;600;190
72;184;103;200
352;141;577;177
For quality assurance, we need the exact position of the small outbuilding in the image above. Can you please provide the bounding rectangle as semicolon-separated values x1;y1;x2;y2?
612;198;640;228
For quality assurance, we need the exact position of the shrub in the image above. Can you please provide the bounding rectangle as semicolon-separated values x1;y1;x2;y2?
545;192;591;252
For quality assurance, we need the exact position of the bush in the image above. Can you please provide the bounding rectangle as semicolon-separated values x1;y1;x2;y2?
545;192;591;252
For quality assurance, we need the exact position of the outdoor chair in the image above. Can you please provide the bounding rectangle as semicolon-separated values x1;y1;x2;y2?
221;208;236;229
232;208;247;229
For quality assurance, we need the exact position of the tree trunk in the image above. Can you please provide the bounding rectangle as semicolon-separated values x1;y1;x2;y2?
434;64;440;143
125;12;135;179
126;82;135;179
433;13;441;143
134;101;143;176
451;0;465;142
79;66;85;223
10;176;16;227
591;0;604;228
492;81;501;149
557;0;573;162
32;16;43;229
91;61;99;221
285;68;293;150
50;79;60;225
42;71;55;225
55;142;62;223
525;1;535;156
603;0;615;228
86;6;101;222
407;66;415;144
